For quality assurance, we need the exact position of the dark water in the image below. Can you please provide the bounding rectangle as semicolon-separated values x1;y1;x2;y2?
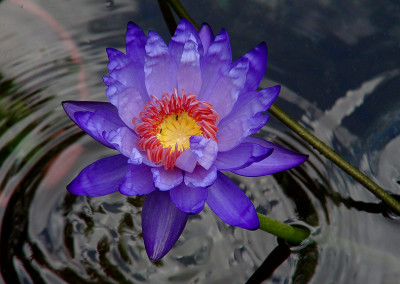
1;0;400;283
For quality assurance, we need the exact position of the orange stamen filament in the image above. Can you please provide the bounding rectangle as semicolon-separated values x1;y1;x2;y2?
135;89;219;169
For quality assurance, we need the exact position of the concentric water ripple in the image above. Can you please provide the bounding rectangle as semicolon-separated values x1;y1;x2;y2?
2;0;400;283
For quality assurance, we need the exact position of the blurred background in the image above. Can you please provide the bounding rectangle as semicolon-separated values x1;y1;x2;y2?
1;0;400;283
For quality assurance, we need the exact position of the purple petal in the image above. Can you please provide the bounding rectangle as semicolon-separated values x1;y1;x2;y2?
106;48;131;74
106;126;139;158
215;142;273;171
62;101;125;148
206;172;259;229
232;136;308;176
189;136;218;170
198;23;214;54
233;42;267;95
103;76;126;106
198;29;232;101
142;190;188;261
67;155;129;196
126;22;147;65
207;59;248;119
175;149;197;173
151;167;183;191
115;87;146;130
184;165;217;188
104;46;148;106
144;31;177;99
217;85;280;151
108;62;148;103
170;183;207;214
105;127;159;167
119;164;155;196
177;40;202;95
169;19;203;65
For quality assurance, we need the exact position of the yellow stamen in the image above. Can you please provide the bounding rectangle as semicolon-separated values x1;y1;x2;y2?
156;111;202;151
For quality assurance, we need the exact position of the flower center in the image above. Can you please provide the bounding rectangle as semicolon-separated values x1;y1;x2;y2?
156;111;202;151
135;89;219;169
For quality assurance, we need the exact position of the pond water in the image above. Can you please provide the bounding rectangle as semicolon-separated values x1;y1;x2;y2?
1;0;400;283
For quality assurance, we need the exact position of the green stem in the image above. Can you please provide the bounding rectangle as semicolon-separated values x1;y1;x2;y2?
164;0;400;245
269;104;400;215
257;213;310;244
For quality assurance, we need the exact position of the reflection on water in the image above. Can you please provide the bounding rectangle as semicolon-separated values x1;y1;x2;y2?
1;0;400;283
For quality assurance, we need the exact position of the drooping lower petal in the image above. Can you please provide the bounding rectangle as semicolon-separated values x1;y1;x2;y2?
217;85;280;151
62;101;125;148
215;142;273;171
184;165;217;188
119;164;155;196
142;190;188;261
151;167;183;190
231;136;308;177
67;155;129;196
170;183;207;214
206;172;259;230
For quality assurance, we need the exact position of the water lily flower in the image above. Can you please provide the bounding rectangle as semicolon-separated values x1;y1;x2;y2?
62;19;307;261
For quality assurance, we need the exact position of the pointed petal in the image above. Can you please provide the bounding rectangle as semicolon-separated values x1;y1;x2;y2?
232;136;308;176
126;22;147;64
215;142;273;171
206;172;259;229
67;155;128;196
170;183;207;214
62;101;125;148
119;164;155;196
198;23;214;54
115;87;146;130
169;18;203;65
106;48;131;73
184;165;217;188
198;29;232;101
106;127;158;167
105;47;148;105
106;126;140;160
233;42;267;95
177;40;202;95
189;136;218;170
103;76;127;106
217;85;280;151
142;191;188;261
207;59;248;119
144;31;177;98
151;167;183;191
